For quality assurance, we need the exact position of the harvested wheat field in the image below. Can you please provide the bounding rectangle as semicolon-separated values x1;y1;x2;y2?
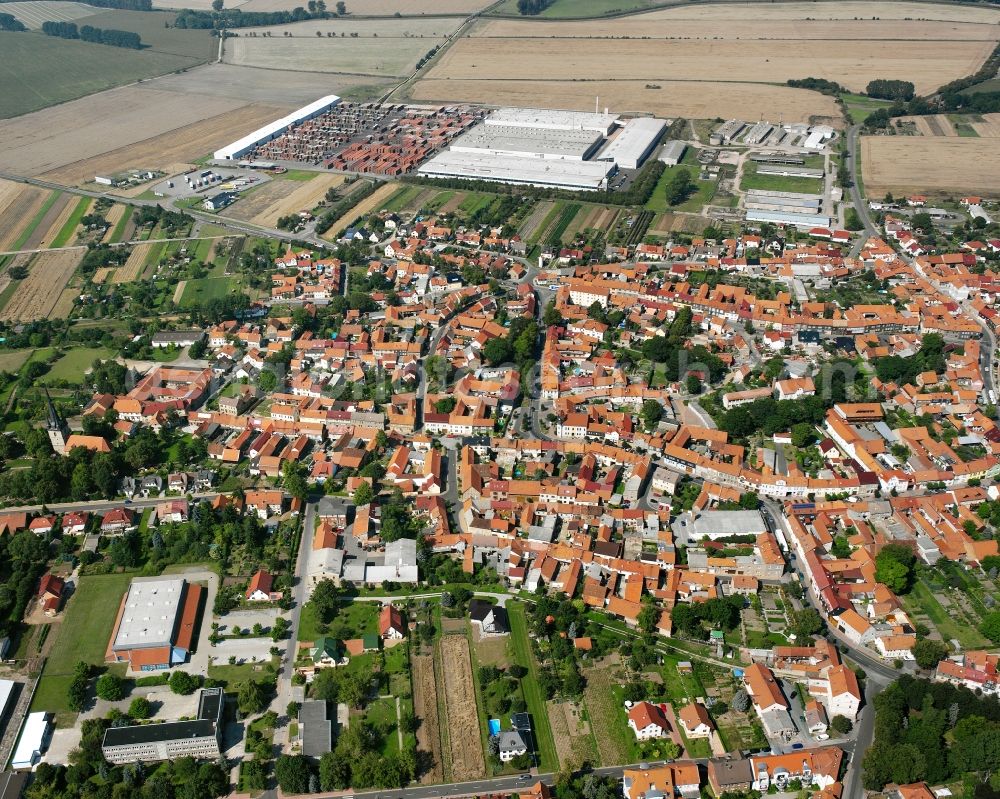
0;187;48;251
0;250;83;321
322;182;400;240
221;180;296;224
862;136;1000;196
972;113;1000;138
480;13;999;43
409;79;840;126
426;35;990;96
0;179;25;219
239;0;488;12
440;635;485;781
51;289;78;318
252;174;344;228
904;114;957;137
412;654;444;784
0;82;291;182
112;244;152;285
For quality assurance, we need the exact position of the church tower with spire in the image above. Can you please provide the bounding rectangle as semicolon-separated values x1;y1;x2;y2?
45;390;68;456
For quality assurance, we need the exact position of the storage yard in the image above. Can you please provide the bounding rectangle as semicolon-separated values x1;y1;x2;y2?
418;107;666;191
861;136;1000;196
237;102;482;175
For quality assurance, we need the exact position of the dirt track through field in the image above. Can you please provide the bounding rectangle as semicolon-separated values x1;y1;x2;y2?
0;250;83;321
440;636;485;781
412;654;444;784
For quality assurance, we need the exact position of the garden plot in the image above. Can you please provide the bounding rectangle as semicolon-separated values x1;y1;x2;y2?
440;635;485;781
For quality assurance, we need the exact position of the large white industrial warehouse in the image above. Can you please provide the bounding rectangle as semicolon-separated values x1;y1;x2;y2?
418;107;666;191
213;95;341;161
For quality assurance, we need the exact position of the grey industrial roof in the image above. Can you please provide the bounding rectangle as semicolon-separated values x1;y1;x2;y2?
690;510;768;538
745;209;833;229
485;107;618;134
419;151;611;191
452;124;604;160
658;140;687;161
596;117;666;164
112;578;186;651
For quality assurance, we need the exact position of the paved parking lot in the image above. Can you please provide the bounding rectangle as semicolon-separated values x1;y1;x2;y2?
218;607;282;633
210;635;286;666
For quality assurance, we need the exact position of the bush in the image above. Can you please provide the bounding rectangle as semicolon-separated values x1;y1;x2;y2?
831;714;853;735
128;696;151;719
169;670;200;695
95;673;126;701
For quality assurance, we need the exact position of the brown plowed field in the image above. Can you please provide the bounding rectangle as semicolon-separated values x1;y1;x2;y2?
0;250;83;321
411;654;444;784
440;635;485;781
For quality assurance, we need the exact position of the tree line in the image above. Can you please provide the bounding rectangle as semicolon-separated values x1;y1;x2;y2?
517;0;555;14
41;20;142;48
0;12;25;31
866;79;915;101
401;158;666;208
174;4;342;29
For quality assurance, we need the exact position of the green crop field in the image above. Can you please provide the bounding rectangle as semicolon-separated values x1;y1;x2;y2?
10;191;61;251
0;16;212;118
30;573;133;725
50;197;91;249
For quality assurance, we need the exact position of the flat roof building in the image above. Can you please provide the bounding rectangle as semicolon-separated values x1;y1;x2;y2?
11;712;51;770
299;700;334;758
418;151;613;192
214;95;341;160
596;117;667;169
102;688;223;764
658;140;687;167
690;510;768;540
451;123;604;161
484;107;618;136
108;577;204;671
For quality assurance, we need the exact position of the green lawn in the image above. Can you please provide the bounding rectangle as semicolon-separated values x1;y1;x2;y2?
646;153;718;214
207;658;279;688
297;601;379;647
31;573;133;725
41;346;116;384
50;197;92;249
458;192;493;218
903;579;990;649
0;349;33;373
740;161;823;194
949;116;980;137
366;696;401;756
839;93;894;125
178;276;248;308
507;602;559;771
383;185;424;214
